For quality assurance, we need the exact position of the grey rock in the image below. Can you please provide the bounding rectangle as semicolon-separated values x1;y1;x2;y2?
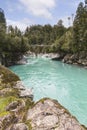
10;123;28;130
19;88;33;100
27;98;86;130
50;53;60;60
13;81;25;90
13;81;33;100
6;101;19;111
63;54;72;63
2;114;18;128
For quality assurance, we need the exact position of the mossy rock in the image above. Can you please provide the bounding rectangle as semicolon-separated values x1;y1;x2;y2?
0;111;10;117
25;120;32;130
0;96;18;113
0;65;20;84
26;98;87;130
0;65;34;130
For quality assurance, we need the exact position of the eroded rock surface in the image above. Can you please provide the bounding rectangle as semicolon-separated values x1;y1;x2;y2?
27;98;87;130
10;123;28;130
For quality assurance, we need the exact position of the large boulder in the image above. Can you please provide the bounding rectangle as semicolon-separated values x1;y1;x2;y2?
27;98;87;130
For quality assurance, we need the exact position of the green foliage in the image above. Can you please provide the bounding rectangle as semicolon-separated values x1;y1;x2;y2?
24;23;66;53
25;120;32;130
52;28;73;53
0;8;6;32
0;8;6;62
72;1;87;53
0;8;29;66
0;0;87;66
24;24;66;45
51;1;87;54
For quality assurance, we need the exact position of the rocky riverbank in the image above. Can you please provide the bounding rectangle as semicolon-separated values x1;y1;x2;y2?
0;65;87;130
43;51;87;68
61;52;87;68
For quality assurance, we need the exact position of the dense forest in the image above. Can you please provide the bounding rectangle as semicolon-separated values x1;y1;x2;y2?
0;0;87;66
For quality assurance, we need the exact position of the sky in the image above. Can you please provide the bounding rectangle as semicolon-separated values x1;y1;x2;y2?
0;0;84;31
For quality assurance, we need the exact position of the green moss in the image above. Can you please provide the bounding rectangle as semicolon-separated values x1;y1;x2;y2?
24;98;34;110
0;85;4;90
0;65;20;84
0;87;20;98
0;111;10;117
34;97;49;106
0;96;17;112
25;120;32;130
0;82;12;90
5;88;19;97
22;98;34;122
40;98;50;103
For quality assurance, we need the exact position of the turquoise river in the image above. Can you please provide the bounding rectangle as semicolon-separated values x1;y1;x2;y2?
9;56;87;126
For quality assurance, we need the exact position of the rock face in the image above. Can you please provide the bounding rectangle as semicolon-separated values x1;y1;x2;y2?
14;81;33;100
42;53;64;60
0;65;34;130
52;51;87;68
27;98;87;130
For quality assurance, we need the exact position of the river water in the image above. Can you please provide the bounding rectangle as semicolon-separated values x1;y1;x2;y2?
9;56;87;126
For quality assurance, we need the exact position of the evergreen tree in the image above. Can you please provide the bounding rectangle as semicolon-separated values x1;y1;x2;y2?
0;8;6;65
72;1;87;52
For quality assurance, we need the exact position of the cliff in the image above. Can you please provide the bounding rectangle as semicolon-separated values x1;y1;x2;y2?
0;65;87;130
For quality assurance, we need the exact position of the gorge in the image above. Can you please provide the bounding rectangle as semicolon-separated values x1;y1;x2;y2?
9;56;87;127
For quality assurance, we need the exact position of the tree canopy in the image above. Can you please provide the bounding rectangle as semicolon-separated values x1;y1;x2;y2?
0;0;87;66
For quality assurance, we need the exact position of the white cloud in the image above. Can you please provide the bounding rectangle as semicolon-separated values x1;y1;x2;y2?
7;19;32;31
61;17;70;27
60;15;74;27
19;0;56;19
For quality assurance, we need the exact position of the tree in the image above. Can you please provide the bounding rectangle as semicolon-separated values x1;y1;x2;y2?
72;1;87;52
85;0;87;5
0;8;6;28
57;19;63;27
14;26;21;36
68;17;71;26
71;14;74;25
21;36;29;53
0;8;6;65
